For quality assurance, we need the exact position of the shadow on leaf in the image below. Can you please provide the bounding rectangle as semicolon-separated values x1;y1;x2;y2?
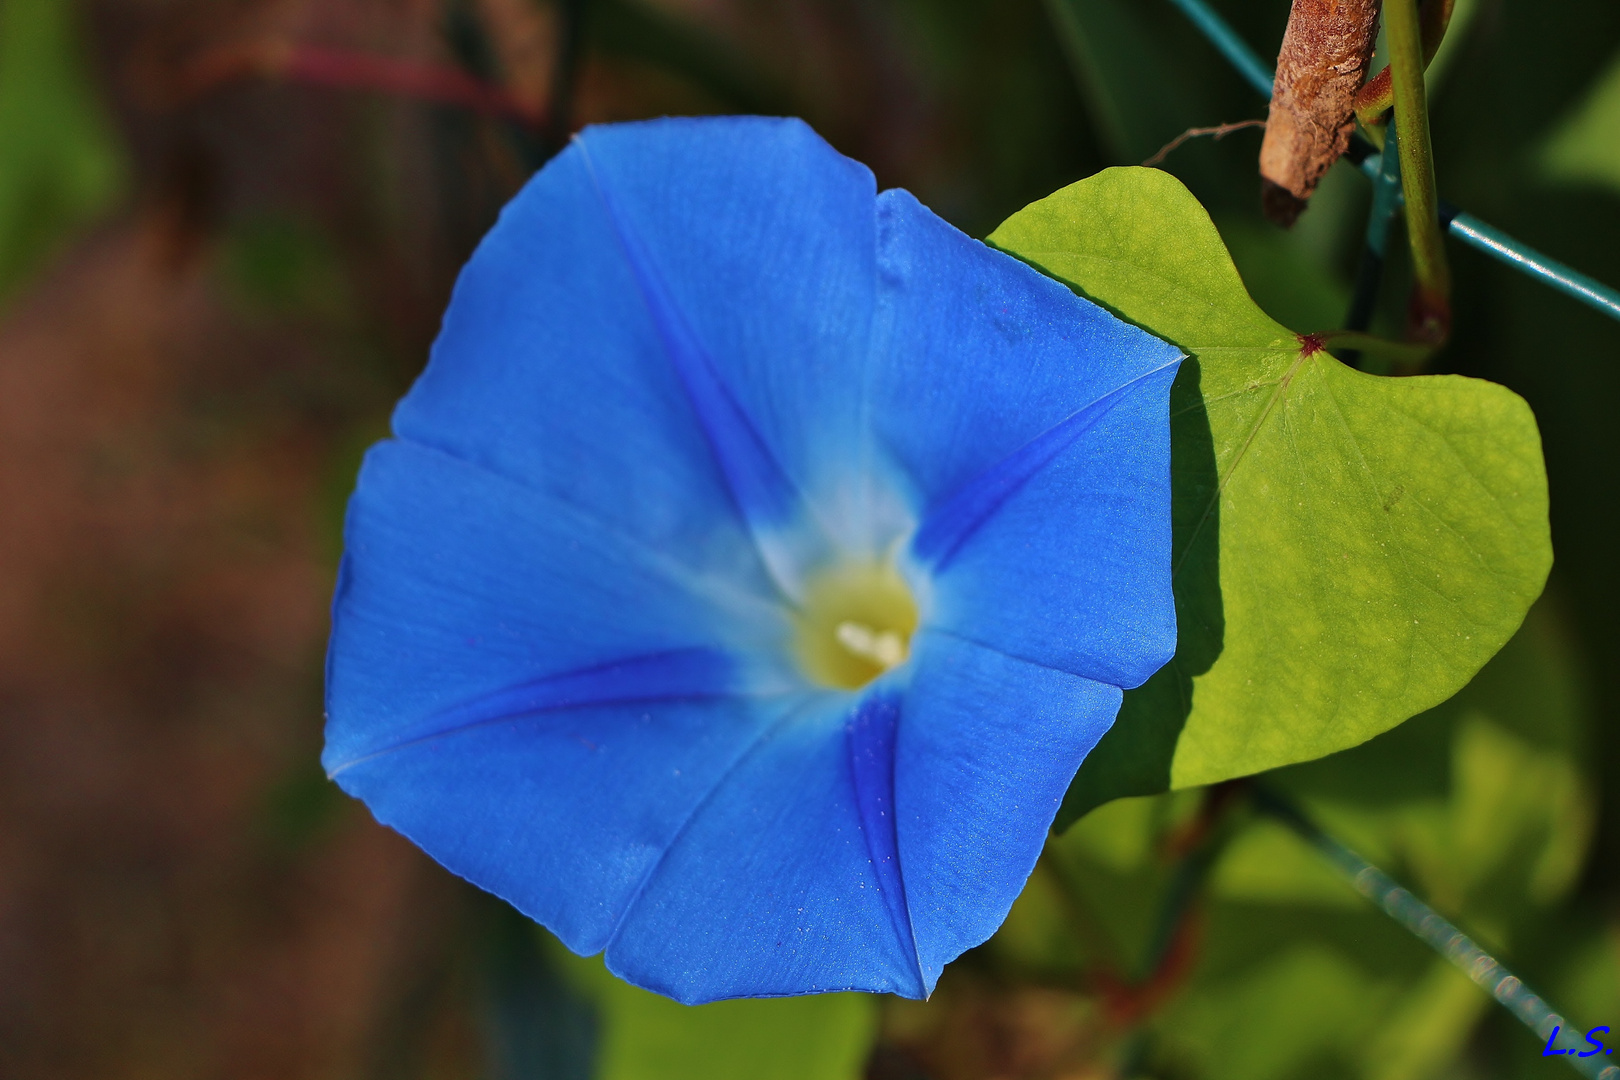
1057;356;1223;828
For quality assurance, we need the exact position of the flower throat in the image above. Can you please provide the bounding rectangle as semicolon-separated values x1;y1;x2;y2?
793;561;918;690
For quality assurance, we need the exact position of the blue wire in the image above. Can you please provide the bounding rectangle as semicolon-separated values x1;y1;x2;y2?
1449;214;1620;321
1364;130;1405;260
1258;789;1620;1080
1165;0;1620;325
1161;0;1274;97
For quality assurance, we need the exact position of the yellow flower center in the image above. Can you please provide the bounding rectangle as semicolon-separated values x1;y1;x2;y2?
793;561;919;690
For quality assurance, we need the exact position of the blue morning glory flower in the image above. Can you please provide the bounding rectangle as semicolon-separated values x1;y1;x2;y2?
323;116;1180;1004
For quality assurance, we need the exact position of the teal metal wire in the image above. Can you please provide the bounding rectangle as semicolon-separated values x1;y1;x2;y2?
1449;214;1620;320
1340;124;1405;360
1362;132;1406;261
1256;789;1619;1079
1165;0;1620;325
1162;0;1274;97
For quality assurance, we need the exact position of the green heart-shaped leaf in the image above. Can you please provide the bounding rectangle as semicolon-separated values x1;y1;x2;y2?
988;167;1551;821
554;944;876;1080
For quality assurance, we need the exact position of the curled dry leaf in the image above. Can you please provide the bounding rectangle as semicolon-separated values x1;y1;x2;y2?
1259;0;1382;226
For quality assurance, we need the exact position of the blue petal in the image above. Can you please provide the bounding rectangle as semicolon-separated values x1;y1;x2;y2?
599;636;1120;1003
331;647;739;773
872;189;1180;687
604;694;928;1002
328;117;1185;1005
845;694;915;977
895;630;1123;988
910;382;1137;570
326;438;802;952
916;366;1180;688
324;438;792;769
571;118;900;573
335;694;811;956
573;132;811;586
389;127;776;599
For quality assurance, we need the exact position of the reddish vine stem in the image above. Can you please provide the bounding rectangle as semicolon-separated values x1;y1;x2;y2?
1312;329;1432;369
1097;784;1245;1077
1101;784;1245;1021
154;39;544;126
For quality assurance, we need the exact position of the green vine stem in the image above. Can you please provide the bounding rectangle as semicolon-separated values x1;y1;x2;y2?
1386;0;1452;342
1355;0;1455;129
1316;329;1430;369
1255;787;1618;1080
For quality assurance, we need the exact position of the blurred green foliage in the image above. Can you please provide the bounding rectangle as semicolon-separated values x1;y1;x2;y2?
223;215;355;321
550;942;877;1080
0;0;123;300
1542;48;1620;195
1046;0;1202;167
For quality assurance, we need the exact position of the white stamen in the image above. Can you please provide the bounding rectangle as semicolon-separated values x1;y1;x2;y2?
835;621;908;669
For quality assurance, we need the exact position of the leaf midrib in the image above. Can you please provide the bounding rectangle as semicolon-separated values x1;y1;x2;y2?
1171;349;1311;581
